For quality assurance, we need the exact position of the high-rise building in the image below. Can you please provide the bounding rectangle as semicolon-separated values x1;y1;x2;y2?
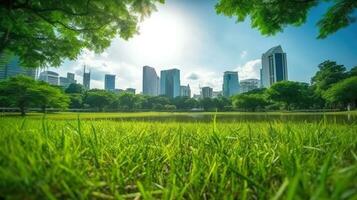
160;68;180;98
0;56;37;80
39;71;59;85
180;85;191;97
67;73;76;84
105;74;116;91
201;86;213;98
59;72;76;88
223;71;240;97
240;79;260;93
83;66;91;90
143;66;160;96
261;45;288;88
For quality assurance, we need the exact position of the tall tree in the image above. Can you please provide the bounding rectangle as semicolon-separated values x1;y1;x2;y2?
267;81;311;110
0;0;163;68
30;82;69;112
216;0;357;38
324;77;357;110
0;75;38;115
311;60;347;95
84;90;114;111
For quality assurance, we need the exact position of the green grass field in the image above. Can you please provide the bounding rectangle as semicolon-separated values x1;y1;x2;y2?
0;113;356;199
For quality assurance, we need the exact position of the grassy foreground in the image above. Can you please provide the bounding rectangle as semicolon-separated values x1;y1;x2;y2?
0;116;356;199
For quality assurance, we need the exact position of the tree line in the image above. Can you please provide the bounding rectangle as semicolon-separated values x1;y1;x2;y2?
0;60;356;115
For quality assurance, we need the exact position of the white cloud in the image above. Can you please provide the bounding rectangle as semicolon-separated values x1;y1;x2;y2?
240;50;248;59
235;59;261;80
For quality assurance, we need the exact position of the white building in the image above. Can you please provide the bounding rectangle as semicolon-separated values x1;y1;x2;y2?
261;45;288;88
39;71;59;85
180;85;191;97
240;79;260;93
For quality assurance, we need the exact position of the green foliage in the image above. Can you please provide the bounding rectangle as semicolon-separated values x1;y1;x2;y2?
215;0;357;38
267;81;312;110
0;0;164;68
0;76;69;115
0;117;356;199
30;82;70;112
324;77;357;106
233;93;268;111
65;83;84;94
311;60;347;94
84;90;115;111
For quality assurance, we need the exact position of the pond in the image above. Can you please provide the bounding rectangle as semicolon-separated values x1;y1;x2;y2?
108;113;357;124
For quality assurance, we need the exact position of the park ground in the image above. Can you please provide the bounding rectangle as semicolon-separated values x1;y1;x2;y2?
0;112;356;199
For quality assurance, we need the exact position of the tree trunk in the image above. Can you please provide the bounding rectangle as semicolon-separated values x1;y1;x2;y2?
42;105;46;113
20;106;26;116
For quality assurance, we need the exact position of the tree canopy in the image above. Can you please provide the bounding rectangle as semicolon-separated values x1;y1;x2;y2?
324;77;357;108
215;0;357;38
0;0;163;68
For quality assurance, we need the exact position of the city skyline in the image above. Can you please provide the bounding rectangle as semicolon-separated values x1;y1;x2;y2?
37;0;356;94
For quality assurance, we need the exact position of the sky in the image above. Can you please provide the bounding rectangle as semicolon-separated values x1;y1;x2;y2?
51;0;357;95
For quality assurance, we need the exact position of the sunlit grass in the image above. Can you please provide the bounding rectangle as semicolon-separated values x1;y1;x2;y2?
0;116;356;199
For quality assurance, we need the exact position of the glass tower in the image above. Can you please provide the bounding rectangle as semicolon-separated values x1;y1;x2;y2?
261;45;288;88
160;69;180;98
223;71;240;97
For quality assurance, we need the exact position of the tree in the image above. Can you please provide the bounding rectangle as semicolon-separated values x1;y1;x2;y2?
0;75;38;115
0;0;163;68
84;90;114;111
311;60;347;95
232;93;267;111
116;92;138;110
65;83;84;94
347;66;357;77
200;98;215;111
324;77;357;110
215;0;357;38
68;93;83;109
30;82;69;112
267;81;311;110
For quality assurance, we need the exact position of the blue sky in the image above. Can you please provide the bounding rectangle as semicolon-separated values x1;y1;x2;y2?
54;0;357;94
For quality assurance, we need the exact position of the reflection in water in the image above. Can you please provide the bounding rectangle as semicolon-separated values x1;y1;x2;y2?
107;113;357;124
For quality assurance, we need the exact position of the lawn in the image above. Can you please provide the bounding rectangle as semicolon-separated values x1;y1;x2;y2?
0;114;356;199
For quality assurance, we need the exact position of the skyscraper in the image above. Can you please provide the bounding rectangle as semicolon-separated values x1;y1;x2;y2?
39;71;59;85
180;85;191;97
240;79;260;93
143;66;160;96
105;74;116;91
83;66;91;90
261;45;288;88
223;71;240;97
201;86;213;98
0;56;37;80
160;68;180;98
67;73;76;84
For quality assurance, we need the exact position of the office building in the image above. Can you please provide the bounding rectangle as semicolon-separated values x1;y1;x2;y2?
160;68;180;98
105;74;116;91
67;73;76;84
223;71;240;97
261;45;288;88
0;56;37;80
125;88;136;94
83;66;90;90
39;71;59;85
201;86;213;98
180;85;191;97
240;79;260;93
59;73;76;88
143;66;160;96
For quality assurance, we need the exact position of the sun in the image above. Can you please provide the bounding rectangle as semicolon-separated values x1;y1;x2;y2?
132;10;188;62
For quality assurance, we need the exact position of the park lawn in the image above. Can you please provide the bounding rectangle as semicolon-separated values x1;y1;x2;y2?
0;116;356;199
